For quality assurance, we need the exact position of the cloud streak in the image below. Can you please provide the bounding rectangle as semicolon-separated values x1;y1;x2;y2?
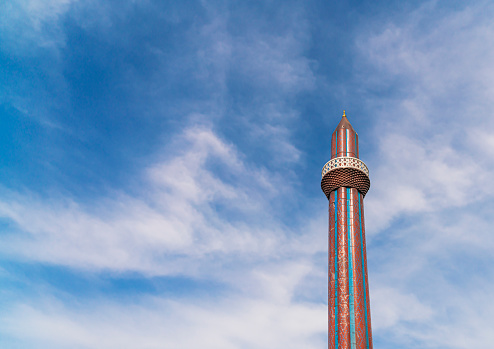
0;125;300;274
1;293;326;349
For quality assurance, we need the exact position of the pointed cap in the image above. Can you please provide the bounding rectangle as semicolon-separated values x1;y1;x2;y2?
334;110;355;132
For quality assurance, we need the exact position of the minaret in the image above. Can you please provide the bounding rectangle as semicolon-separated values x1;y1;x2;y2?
321;111;373;349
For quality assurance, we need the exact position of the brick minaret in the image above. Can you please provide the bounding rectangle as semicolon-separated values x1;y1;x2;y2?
321;111;373;349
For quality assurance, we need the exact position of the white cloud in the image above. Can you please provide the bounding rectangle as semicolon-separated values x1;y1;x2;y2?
365;132;485;232
0;121;329;348
194;2;312;164
0;4;327;345
371;278;494;349
0;291;326;349
0;0;77;52
357;2;494;233
354;2;494;348
371;287;433;330
0;125;319;277
365;205;494;348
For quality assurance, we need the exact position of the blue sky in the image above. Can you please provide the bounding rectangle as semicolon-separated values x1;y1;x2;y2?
1;0;494;348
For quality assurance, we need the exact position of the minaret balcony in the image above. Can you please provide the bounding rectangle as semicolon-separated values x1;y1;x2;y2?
322;156;369;178
321;156;370;198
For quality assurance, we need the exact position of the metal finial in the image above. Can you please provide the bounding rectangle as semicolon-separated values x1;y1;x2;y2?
343;110;346;117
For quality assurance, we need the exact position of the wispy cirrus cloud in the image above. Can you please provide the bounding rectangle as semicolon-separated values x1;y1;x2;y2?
0;2;328;346
1;291;326;349
0;122;328;347
358;1;494;232
353;2;494;348
0;0;76;49
0;125;301;274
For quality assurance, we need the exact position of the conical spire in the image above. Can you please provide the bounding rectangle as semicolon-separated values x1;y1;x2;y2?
334;110;355;132
331;110;359;159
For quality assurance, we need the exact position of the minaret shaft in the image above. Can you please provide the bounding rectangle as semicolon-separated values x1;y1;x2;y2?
323;112;373;349
332;128;359;159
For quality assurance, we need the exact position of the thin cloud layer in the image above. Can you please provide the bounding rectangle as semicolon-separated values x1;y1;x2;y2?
355;2;494;348
0;125;307;274
2;295;326;349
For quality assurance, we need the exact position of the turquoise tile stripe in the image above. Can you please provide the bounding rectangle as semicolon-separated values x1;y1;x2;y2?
348;188;356;348
334;130;338;348
334;189;338;348
359;194;370;349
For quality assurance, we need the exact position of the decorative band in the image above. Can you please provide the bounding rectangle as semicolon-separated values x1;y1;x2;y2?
321;167;371;198
322;157;369;178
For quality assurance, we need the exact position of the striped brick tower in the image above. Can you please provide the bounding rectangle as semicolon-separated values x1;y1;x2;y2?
321;111;373;349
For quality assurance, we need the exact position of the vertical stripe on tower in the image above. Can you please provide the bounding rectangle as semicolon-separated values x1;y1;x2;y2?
333;124;338;348
345;129;349;156
358;194;370;349
337;187;350;348
352;189;366;349
349;129;355;158
335;190;338;348
348;188;356;348
329;191;336;349
360;199;373;349
338;128;345;158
